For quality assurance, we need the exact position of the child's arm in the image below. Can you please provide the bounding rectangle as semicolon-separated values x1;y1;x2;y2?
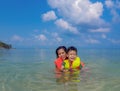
80;61;85;70
61;62;69;72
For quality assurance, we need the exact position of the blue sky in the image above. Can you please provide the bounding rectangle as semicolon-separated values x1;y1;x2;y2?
0;0;120;48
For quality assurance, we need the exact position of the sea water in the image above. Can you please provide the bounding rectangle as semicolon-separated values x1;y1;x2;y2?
0;48;120;91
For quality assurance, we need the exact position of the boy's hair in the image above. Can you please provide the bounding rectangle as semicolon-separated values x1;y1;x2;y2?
67;46;77;54
55;46;67;58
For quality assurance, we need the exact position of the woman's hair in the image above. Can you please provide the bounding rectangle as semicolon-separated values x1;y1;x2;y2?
67;46;77;54
55;46;67;58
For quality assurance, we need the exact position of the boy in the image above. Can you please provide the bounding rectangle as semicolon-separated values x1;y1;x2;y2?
62;46;84;72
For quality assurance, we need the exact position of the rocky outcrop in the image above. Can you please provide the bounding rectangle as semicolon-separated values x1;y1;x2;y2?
0;41;12;49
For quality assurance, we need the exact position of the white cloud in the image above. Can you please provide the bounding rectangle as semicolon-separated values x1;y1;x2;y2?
108;39;120;44
101;34;107;39
105;0;120;9
89;28;110;33
105;0;120;22
111;9;120;22
85;38;100;44
42;10;57;21
105;0;114;8
11;35;23;42
55;19;79;34
52;32;62;42
33;29;39;33
35;34;47;41
48;0;103;25
117;0;120;8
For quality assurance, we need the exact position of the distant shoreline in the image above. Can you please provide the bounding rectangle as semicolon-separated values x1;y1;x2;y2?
0;41;12;49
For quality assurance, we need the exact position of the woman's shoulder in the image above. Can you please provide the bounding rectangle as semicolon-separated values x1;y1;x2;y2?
54;57;62;63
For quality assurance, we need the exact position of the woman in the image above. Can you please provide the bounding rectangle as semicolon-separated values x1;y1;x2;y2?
54;46;67;72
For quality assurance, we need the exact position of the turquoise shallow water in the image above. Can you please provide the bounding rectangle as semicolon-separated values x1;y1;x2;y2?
0;48;120;91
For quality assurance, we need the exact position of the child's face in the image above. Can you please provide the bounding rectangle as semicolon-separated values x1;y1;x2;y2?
57;48;67;60
67;50;77;62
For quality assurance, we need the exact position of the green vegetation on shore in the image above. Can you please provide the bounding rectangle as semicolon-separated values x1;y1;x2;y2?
0;41;12;49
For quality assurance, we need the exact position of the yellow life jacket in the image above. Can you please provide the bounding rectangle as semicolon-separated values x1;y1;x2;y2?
63;57;81;69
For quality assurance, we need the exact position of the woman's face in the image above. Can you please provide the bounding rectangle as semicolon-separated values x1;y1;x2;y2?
57;48;67;60
67;50;77;62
